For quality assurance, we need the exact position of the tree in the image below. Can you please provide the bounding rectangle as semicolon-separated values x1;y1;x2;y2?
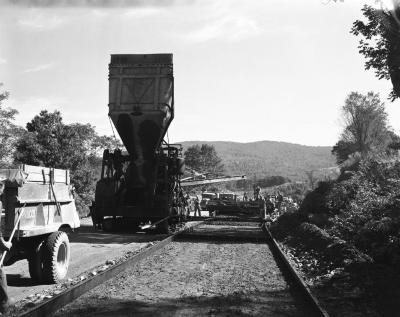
14;110;103;215
92;134;123;156
332;140;358;164
184;144;224;175
0;83;24;167
332;92;396;164
351;2;400;100
388;130;400;150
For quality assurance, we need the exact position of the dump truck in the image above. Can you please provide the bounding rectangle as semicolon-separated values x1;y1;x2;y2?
200;192;218;210
205;192;242;214
91;54;186;233
0;164;80;283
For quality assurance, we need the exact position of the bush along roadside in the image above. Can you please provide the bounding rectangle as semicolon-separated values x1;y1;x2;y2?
269;211;400;317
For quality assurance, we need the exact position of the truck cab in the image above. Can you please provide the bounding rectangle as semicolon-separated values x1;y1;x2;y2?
200;192;218;210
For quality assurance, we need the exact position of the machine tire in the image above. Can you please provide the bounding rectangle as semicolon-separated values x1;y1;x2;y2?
42;231;70;284
102;218;115;232
157;219;170;234
28;240;45;282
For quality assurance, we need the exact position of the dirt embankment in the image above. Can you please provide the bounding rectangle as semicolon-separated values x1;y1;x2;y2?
270;212;400;317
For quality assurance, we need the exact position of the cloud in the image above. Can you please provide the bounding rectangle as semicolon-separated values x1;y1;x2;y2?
178;1;262;43
90;8;108;18
22;63;54;73
0;57;6;65
18;13;63;30
5;0;177;7
187;15;261;43
121;7;162;18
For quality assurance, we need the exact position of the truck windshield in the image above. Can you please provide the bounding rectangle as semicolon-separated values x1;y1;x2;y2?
202;193;216;199
220;194;234;200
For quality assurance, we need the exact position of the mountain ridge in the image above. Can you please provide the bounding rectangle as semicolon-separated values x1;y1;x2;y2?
179;140;336;181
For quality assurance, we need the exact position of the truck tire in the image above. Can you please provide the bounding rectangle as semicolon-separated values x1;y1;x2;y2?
42;231;70;284
157;219;170;234
102;218;115;232
28;240;44;282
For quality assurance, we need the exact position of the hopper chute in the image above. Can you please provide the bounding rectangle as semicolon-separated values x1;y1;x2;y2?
108;54;174;186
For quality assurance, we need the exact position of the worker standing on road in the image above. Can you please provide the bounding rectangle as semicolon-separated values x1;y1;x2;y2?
276;191;284;214
258;196;266;219
184;194;191;218
253;185;261;200
243;192;248;201
0;179;13;313
194;196;202;217
266;197;275;215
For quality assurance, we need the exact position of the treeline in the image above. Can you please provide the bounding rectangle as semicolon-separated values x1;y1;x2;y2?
181;141;336;182
182;144;296;195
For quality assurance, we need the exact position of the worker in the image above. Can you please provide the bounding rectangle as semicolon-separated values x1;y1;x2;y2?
184;194;190;218
243;192;248;201
266;196;275;215
253;185;261;200
0;179;12;313
258;196;266;219
276;191;284;214
194;196;201;217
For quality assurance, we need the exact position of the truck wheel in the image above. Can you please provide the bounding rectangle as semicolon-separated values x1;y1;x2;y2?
157;220;170;234
102;218;115;232
28;240;44;282
42;231;70;284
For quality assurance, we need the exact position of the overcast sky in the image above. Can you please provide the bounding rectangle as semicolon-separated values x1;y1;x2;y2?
1;0;399;146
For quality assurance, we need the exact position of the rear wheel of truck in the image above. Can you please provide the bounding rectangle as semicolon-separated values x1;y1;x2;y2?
28;240;45;282
42;231;70;284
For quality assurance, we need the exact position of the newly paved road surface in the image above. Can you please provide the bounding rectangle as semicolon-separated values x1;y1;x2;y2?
55;221;313;317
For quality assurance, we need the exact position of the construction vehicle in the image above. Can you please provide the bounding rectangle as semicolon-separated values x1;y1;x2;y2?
91;54;186;233
200;192;218;210
0;164;80;283
205;192;242;214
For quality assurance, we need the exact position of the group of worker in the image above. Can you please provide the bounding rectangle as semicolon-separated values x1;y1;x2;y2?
189;188;286;219
243;187;285;219
178;192;202;218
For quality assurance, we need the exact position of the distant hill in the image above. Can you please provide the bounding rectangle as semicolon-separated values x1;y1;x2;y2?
180;141;336;181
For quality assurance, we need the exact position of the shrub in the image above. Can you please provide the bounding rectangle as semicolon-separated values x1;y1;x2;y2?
298;180;334;215
299;155;400;268
296;222;332;250
269;211;307;240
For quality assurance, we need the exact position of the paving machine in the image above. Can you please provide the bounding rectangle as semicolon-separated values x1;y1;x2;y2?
91;54;186;233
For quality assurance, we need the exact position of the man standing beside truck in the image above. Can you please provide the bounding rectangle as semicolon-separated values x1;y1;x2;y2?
194;196;202;217
0;179;13;313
